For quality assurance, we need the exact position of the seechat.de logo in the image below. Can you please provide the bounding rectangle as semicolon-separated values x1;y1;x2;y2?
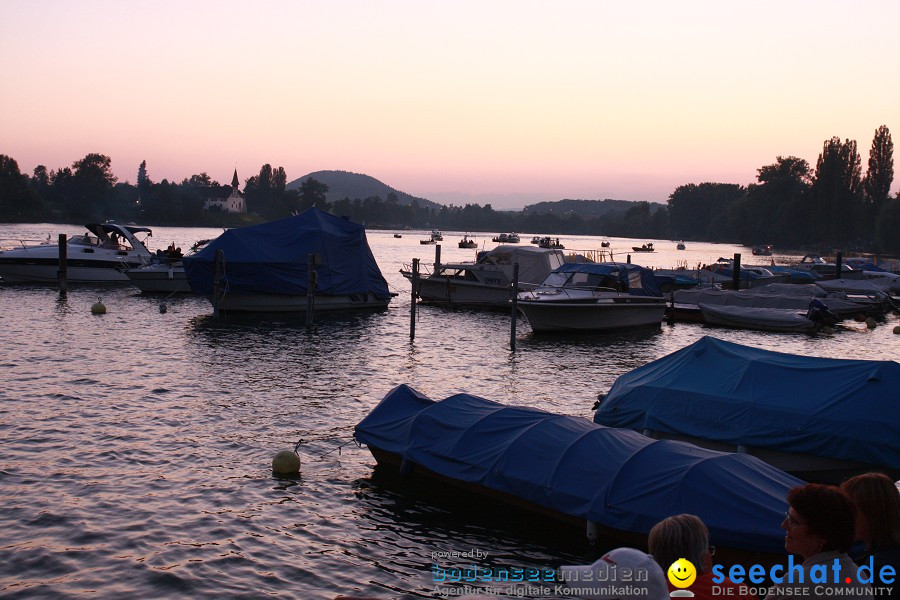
668;558;697;597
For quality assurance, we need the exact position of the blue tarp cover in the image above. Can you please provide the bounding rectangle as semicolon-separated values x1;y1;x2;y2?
551;262;663;297
595;336;900;470
355;384;802;553
182;208;390;298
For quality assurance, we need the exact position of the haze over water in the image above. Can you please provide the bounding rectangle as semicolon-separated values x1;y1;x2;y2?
1;224;897;598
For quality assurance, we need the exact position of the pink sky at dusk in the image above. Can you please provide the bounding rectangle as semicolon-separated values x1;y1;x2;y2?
2;0;898;209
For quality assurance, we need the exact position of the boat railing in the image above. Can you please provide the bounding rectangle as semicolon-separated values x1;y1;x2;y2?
0;236;56;250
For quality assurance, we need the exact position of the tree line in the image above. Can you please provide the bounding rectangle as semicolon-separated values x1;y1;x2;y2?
0;125;896;253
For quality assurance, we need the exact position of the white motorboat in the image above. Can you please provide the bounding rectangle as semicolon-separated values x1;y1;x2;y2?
124;239;212;293
516;263;667;333
0;222;154;283
401;245;566;308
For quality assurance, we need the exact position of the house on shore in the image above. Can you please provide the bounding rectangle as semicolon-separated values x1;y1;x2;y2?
203;169;246;214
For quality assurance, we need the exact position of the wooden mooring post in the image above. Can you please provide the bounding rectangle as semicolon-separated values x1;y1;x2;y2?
410;258;419;341
306;253;317;329
212;249;225;318
732;253;741;290
57;233;67;295
835;251;843;279
510;263;519;351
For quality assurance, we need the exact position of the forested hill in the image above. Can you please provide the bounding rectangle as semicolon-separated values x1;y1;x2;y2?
523;198;664;217
286;170;443;210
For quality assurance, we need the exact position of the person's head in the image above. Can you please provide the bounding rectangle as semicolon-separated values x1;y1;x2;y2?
841;472;900;552
560;547;669;600
648;514;712;574
783;483;856;559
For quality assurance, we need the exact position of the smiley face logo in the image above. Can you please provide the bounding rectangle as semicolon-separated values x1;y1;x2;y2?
667;558;697;589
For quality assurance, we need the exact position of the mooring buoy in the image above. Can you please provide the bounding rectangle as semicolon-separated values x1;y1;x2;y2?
91;299;107;314
272;449;301;475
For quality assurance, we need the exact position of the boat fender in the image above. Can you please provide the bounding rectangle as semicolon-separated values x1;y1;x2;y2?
272;449;301;476
91;298;107;314
586;520;599;545
399;457;414;477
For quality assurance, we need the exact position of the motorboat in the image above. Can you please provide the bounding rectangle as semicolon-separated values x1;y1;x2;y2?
793;254;854;279
751;245;773;256
183;208;394;313
698;300;837;333
631;242;654;252
594;336;900;483
536;236;564;249
458;235;477;249
393;233;402;239
123;239;211;294
401;245;566;308
355;384;802;557
516;262;667;333
491;232;519;243
676;241;686;250
668;286;878;322
0;222;154;283
420;229;442;244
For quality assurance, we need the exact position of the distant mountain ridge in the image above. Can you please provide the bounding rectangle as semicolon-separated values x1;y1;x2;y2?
523;198;663;217
285;170;443;210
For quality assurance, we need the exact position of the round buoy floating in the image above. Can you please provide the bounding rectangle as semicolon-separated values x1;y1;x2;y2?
893;325;900;334
865;317;877;329
91;298;107;314
159;303;167;314
272;449;301;476
854;313;866;322
822;325;834;334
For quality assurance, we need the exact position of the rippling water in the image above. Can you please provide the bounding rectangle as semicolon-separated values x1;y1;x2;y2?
1;224;897;599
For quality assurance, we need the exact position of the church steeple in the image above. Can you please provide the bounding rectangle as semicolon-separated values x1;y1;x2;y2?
231;169;240;191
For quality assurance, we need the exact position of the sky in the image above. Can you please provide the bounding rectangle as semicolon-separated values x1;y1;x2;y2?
2;0;899;209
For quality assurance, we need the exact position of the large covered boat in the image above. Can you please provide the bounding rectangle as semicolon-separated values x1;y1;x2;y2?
183;208;393;313
401;245;566;308
594;336;900;483
355;385;802;557
0;222;154;283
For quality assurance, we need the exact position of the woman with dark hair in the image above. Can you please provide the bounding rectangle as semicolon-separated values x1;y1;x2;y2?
649;514;756;600
765;483;871;600
841;473;900;595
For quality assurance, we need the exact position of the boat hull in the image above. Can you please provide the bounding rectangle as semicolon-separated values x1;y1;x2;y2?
699;303;815;333
412;276;516;308
518;298;666;333
210;291;391;313
125;264;191;293
0;257;140;283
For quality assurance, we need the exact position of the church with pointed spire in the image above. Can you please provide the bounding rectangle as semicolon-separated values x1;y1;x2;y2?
203;169;247;213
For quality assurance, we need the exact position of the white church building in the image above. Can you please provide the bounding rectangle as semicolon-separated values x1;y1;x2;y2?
203;169;247;213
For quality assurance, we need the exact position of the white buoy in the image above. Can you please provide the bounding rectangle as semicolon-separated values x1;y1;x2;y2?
272;449;301;475
91;298;106;314
866;317;877;329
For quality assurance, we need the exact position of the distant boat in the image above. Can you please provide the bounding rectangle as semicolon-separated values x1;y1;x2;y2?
420;229;442;244
752;245;773;256
676;241;686;250
537;236;564;249
631;242;654;252
393;233;402;238
458;235;477;249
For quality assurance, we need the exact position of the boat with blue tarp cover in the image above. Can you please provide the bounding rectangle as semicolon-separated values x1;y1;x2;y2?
594;336;900;483
354;384;803;557
183;208;393;312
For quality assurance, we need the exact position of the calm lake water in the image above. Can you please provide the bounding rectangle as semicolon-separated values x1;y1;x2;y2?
1;223;897;599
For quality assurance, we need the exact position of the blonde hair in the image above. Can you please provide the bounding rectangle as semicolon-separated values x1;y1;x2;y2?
648;514;709;573
842;473;900;551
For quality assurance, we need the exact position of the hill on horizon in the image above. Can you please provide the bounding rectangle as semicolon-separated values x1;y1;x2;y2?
285;170;443;210
523;198;664;218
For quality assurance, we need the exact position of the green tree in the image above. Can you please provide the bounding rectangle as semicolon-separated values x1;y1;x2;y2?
810;137;862;246
298;177;330;211
744;156;812;246
667;183;745;241
863;125;893;224
0;154;42;219
68;153;118;220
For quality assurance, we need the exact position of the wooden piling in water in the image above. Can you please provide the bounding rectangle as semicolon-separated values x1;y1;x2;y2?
57;233;67;295
306;253;316;329
732;253;741;290
510;263;519;352
410;258;419;341
835;251;843;279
